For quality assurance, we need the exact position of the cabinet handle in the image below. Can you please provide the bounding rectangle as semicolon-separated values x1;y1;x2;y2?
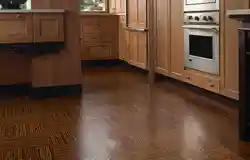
209;84;215;87
16;14;21;19
186;76;191;80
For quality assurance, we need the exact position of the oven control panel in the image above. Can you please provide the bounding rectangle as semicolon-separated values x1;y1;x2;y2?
184;12;219;24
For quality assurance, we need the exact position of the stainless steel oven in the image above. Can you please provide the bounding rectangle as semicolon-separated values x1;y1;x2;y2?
183;12;220;75
184;0;219;12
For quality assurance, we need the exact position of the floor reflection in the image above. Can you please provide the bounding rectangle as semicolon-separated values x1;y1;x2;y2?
79;66;250;160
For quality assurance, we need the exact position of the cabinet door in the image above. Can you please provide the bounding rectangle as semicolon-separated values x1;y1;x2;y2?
128;31;147;69
128;0;138;28
32;56;53;87
118;16;126;60
155;0;170;76
109;0;116;13
137;0;147;28
0;13;33;43
33;13;64;42
170;0;184;80
222;0;247;99
136;32;147;69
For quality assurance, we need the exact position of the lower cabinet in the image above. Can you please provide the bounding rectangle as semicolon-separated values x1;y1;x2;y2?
33;13;64;42
82;44;113;60
128;31;147;69
80;15;118;60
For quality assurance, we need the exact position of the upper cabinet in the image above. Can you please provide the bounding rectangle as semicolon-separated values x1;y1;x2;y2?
128;0;146;28
109;0;126;14
33;13;64;42
0;13;33;43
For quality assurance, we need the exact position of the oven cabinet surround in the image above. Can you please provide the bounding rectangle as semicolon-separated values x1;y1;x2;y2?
125;0;147;70
80;15;118;60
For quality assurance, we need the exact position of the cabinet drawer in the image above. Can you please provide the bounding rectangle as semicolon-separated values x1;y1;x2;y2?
182;71;200;86
33;13;64;42
83;34;99;43
0;13;33;43
82;25;100;34
200;76;220;93
81;18;99;25
84;45;112;59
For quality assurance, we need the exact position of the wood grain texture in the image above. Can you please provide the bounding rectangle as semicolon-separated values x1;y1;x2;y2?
80;15;118;60
155;0;170;76
170;0;184;80
221;0;248;99
31;0;82;87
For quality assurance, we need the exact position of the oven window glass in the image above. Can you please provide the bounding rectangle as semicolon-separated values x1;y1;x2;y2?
189;35;213;59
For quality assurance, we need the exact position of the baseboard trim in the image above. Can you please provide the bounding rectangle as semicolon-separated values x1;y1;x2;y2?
82;59;124;68
31;84;82;99
0;83;31;97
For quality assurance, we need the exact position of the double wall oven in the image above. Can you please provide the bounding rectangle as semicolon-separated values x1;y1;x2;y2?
183;0;220;75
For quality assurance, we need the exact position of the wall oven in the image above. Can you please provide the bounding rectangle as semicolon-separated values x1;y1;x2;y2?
184;0;219;12
183;12;220;75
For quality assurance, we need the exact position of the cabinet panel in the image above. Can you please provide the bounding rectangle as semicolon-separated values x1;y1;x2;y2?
80;16;118;60
129;31;138;64
170;0;184;80
33;13;64;42
222;0;247;99
128;31;147;69
137;0;147;28
137;32;147;69
119;16;126;60
109;0;116;13
128;0;138;28
155;0;170;76
0;13;33;43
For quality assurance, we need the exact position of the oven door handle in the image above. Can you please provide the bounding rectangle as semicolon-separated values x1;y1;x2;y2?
182;25;219;33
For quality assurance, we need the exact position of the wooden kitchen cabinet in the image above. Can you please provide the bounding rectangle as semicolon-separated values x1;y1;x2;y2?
80;16;118;60
118;16;127;60
155;0;170;76
116;0;126;14
33;13;64;42
128;31;147;69
109;0;116;14
110;0;126;14
221;0;248;99
0;13;33;43
170;0;184;80
126;0;147;69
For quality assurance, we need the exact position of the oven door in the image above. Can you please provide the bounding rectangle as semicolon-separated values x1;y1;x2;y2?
183;25;220;75
184;0;219;12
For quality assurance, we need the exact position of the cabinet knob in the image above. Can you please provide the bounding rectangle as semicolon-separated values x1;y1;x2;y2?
186;76;191;80
16;14;21;19
209;84;215;87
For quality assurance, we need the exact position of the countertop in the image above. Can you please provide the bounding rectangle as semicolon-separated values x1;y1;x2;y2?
0;9;65;13
227;9;250;22
227;9;250;16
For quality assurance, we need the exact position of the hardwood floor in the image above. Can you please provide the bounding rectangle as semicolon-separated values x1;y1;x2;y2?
0;66;249;159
